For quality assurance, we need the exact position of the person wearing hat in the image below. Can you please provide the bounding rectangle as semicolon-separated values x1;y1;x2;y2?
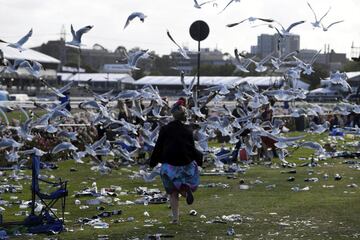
150;101;203;224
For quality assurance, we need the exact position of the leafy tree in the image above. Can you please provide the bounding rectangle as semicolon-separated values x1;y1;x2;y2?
301;63;329;89
341;60;360;72
191;63;236;76
149;55;178;76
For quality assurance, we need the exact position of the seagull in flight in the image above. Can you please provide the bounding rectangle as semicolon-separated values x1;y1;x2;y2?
218;0;241;14
66;24;93;47
321;20;344;31
307;2;331;29
194;0;217;9
226;17;274;28
40;79;74;98
124;12;147;29
19;60;43;79
269;20;306;38
166;30;190;59
123;49;149;70
180;71;196;96
248;52;274;73
7;28;32;52
233;49;253;73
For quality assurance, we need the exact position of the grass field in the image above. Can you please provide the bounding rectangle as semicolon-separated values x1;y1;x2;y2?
0;133;360;239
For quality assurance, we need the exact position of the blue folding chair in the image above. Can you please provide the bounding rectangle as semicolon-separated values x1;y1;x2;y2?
25;155;68;233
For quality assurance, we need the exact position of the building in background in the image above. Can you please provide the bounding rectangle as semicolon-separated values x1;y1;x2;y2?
299;48;347;71
169;48;229;74
255;34;300;58
33;40;128;73
0;42;60;95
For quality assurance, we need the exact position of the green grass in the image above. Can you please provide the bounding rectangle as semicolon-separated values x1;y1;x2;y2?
1;134;360;239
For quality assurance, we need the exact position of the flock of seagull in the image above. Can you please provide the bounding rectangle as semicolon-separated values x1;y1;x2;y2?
0;1;355;178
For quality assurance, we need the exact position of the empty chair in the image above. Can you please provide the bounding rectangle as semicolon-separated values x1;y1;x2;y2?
25;155;68;234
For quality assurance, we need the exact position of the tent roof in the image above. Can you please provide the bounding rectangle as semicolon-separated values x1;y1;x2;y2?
135;76;284;87
0;42;60;64
57;73;134;84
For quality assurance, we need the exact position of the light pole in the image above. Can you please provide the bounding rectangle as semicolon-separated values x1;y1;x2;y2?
189;20;209;106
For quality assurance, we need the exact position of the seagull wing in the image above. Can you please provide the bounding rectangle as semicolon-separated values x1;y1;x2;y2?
325;20;344;29
70;24;76;40
200;0;216;7
59;80;74;93
226;18;247;28
124;15;132;29
281;50;299;60
319;6;331;22
129;49;148;67
19;60;32;70
218;0;235;14
166;30;182;50
234;48;242;63
257;18;274;23
260;52;274;65
0;107;9;126
194;0;201;8
189;74;197;92
180;71;186;89
307;2;318;22
15;28;32;47
309;49;321;64
286;20;306;33
75;25;93;42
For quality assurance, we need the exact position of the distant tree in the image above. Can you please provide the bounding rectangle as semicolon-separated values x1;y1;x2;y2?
149;55;178;75
301;63;329;89
341;60;360;72
132;69;145;80
191;63;236;76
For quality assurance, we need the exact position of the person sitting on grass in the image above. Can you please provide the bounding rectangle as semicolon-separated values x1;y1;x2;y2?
149;100;203;224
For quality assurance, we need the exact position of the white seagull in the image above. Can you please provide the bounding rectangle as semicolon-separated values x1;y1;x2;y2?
307;2;331;29
218;0;241;14
40;79;74;98
270;20;306;38
124;12;147;29
180;71;196;96
66;25;93;47
321;20;344;32
194;0;217;9
226;17;274;28
7;29;32;52
19;60;43;79
166;30;190;59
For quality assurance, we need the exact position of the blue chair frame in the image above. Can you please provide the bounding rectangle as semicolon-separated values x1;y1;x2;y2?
30;155;68;226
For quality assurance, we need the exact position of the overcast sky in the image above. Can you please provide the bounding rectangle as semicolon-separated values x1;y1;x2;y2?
1;0;360;57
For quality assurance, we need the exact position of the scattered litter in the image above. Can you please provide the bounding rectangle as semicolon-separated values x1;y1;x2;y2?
189;210;197;216
334;174;342;181
227;227;235;236
304;178;319;182
239;184;250;190
222;214;242;222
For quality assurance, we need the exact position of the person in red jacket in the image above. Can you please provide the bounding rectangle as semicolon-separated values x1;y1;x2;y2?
150;100;203;224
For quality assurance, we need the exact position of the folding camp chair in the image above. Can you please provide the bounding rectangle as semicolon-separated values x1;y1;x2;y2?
25;155;68;233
